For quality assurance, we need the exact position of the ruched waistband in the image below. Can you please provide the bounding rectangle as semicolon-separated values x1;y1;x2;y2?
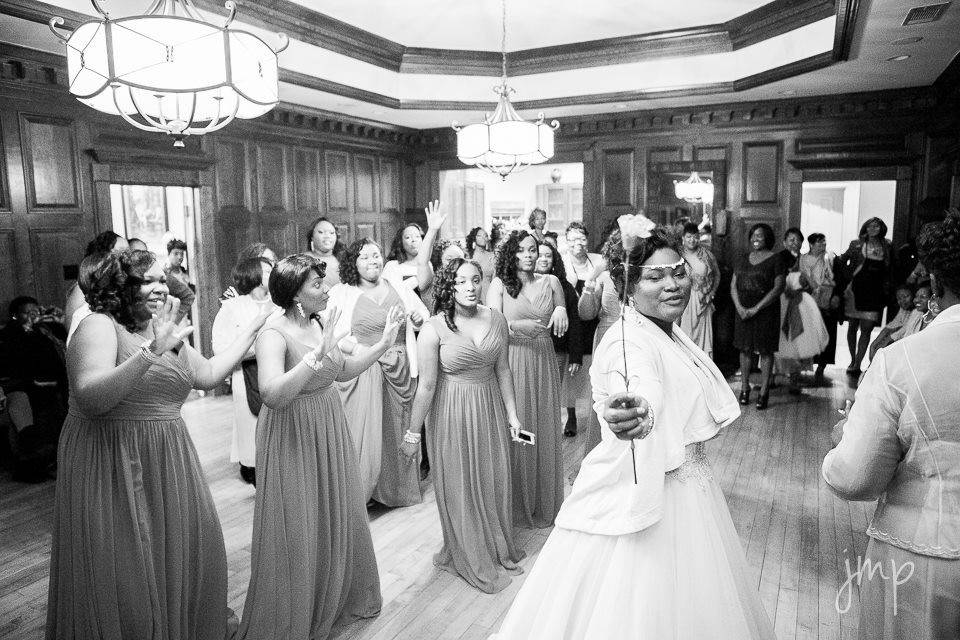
67;408;184;423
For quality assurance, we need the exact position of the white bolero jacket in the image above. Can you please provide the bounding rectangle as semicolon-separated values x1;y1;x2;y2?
555;308;740;536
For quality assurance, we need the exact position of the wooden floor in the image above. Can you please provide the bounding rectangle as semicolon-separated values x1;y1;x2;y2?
0;369;872;640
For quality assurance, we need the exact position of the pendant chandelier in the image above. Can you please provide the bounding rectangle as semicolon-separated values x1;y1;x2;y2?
674;172;714;204
49;0;288;147
452;0;559;180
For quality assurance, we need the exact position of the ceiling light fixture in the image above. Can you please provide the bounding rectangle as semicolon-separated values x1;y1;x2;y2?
886;54;912;61
49;0;287;147
674;172;714;204
451;0;558;180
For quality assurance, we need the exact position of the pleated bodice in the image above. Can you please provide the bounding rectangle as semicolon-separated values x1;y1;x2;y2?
501;276;554;342
434;310;507;383
350;285;406;347
67;319;194;421
262;325;345;397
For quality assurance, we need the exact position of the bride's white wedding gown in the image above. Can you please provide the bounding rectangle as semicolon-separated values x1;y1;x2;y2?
491;309;776;640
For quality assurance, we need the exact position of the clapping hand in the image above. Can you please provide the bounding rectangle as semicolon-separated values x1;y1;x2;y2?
381;305;404;345
602;391;654;441
150;297;194;354
548;306;569;337
314;306;350;360
424;199;447;231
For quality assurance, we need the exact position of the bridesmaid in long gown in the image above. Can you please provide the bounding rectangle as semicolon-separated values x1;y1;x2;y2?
47;250;268;639
330;238;431;506
306;216;346;287
488;230;569;529
240;254;402;640
679;221;720;357
406;258;526;592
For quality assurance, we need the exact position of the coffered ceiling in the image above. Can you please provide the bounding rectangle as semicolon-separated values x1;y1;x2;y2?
2;0;958;130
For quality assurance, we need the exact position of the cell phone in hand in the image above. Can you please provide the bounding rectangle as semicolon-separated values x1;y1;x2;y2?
516;429;536;446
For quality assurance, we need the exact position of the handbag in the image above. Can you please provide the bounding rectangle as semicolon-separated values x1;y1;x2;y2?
240;359;262;416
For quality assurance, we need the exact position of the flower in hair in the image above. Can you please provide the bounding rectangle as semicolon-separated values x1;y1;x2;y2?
617;213;656;251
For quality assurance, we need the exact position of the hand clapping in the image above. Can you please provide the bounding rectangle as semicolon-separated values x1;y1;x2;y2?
315;306;349;360
150;297;194;354
381;305;404;345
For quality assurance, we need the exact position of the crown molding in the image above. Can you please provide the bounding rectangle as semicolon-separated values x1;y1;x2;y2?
4;0;839;77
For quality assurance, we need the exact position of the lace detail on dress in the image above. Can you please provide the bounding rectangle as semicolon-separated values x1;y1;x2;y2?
866;524;960;559
665;442;713;490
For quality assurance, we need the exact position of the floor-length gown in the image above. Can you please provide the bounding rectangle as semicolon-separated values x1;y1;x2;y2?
338;286;421;506
491;309;776;640
46;319;233;639
679;250;715;357
240;326;381;640
501;276;563;528
577;270;621;454
426;311;525;593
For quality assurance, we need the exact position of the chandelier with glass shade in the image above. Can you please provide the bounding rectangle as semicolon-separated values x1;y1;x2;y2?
49;0;288;147
452;0;559;180
674;172;714;204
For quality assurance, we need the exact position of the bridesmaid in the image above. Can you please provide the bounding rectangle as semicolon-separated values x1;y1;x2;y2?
47;249;269;639
382;201;445;310
577;229;625;454
330;238;430;506
306;216;346;287
678;221;720;357
466;226;496;301
405;258;526;592
488;230;568;528
240;254;401;640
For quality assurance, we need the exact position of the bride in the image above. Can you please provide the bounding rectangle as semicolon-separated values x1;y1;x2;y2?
491;215;775;640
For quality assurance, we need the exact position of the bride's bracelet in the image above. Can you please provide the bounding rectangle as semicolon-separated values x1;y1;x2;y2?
403;430;422;444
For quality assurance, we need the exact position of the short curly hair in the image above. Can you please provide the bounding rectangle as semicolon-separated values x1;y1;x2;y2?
610;225;683;299
166;238;188;254
340;237;383;287
387;223;423;263
496;230;535;299
528;207;546;229
601;228;626;268
268;254;326;310
917;208;960;296
433;258;483;332
84;249;158;333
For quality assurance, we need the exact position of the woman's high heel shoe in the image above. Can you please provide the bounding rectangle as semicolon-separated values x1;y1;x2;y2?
739;389;750;405
756;392;770;410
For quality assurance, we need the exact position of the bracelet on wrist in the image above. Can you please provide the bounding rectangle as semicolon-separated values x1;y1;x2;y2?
403;430;422;444
302;351;324;373
138;340;164;364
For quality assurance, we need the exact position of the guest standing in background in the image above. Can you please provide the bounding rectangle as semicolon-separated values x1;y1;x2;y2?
221;243;278;300
839;217;896;375
488;230;568;528
774;227;808;394
47;250;269;639
239;255;400;640
306;216;346;287
731;223;786;410
678;221;720;357
536;241;586;438
466;226;496;301
404;258;526;593
822;209;960;640
429;239;466;274
528;208;548;243
383;202;445;310
560;221;601;437
212;256;278;486
799;233;841;383
164;238;191;289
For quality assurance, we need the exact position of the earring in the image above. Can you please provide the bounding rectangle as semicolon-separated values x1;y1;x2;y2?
296;301;306;318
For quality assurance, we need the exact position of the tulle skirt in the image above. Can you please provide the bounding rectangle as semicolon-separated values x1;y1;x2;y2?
777;291;829;360
491;451;775;640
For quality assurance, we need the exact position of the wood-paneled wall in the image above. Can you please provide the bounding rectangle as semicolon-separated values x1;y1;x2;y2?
0;45;426;354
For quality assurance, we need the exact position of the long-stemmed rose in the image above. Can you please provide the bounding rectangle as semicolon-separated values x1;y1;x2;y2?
615;212;655;484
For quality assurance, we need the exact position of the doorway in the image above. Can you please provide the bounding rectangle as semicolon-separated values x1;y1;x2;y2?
109;184;201;322
439;163;584;252
800;180;897;369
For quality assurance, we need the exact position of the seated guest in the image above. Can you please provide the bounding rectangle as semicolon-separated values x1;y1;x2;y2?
822;208;960;640
0;296;68;481
867;284;930;359
866;284;914;360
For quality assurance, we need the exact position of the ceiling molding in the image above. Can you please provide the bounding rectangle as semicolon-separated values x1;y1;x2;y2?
3;0;841;78
278;69;400;110
731;51;835;91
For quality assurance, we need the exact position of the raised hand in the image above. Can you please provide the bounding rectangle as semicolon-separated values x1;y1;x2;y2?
315;306;349;359
381;305;404;345
150;296;194;354
247;304;275;332
547;306;569;337
424;199;447;231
